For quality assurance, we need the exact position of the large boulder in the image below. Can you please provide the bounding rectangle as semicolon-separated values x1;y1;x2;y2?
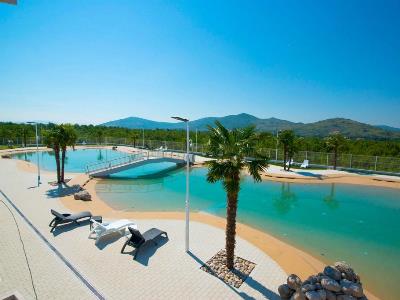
321;277;341;292
334;262;357;282
336;295;356;300
305;291;320;300
290;291;306;300
325;290;337;300
301;284;316;293
305;289;326;300
278;284;294;299
324;266;342;281
287;274;302;290
305;275;319;285
317;289;327;300
340;279;364;298
74;190;92;201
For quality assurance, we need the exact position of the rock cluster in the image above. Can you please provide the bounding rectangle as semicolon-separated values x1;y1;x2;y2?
73;190;92;201
200;249;256;288
278;262;367;300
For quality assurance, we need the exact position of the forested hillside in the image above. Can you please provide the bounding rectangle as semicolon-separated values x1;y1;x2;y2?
1;122;400;157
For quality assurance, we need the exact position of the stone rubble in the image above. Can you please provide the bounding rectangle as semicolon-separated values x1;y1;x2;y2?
278;261;367;300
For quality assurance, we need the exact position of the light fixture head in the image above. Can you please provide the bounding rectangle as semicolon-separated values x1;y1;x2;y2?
171;116;189;122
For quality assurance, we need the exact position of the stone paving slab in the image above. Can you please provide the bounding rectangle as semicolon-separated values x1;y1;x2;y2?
0;197;95;300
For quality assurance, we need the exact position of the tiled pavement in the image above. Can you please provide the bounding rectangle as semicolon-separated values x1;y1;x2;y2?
0;158;286;299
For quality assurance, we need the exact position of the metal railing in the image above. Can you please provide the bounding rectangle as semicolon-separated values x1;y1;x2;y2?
86;152;145;175
85;150;187;175
260;148;400;174
2;136;400;175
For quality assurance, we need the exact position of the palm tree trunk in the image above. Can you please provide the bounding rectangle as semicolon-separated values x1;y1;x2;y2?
54;146;61;183
225;174;240;270
333;149;337;170
61;146;66;183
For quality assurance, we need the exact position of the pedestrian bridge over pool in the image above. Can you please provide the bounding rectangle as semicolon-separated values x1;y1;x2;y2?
86;150;190;177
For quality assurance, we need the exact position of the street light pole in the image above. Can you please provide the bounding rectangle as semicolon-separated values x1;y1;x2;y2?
275;130;279;161
195;128;198;153
142;128;145;148
28;122;41;187
172;116;190;252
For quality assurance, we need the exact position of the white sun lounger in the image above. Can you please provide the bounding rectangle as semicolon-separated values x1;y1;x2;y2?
300;159;309;168
88;219;138;244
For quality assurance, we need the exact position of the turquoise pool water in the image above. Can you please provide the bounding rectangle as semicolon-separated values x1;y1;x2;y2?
12;149;125;173
96;167;400;300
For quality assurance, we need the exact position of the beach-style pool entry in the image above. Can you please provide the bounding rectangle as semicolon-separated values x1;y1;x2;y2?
12;149;400;299
96;167;400;299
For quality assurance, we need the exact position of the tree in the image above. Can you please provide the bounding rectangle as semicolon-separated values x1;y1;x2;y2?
325;132;347;170
206;121;268;269
286;137;302;171
43;127;62;183
278;130;295;171
59;124;78;183
95;128;104;144
128;131;139;147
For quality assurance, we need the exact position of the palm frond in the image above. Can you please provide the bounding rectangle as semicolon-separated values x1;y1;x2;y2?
245;157;269;182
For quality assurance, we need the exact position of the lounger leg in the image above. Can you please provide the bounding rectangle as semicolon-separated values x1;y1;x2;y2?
121;240;129;253
50;221;58;232
88;229;94;239
49;217;56;227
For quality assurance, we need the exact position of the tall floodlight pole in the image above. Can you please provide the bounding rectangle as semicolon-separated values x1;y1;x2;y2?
195;128;198;153
28;122;41;187
275;130;279;161
172;116;190;252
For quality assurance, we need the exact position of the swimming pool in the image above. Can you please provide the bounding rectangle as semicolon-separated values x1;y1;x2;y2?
12;149;400;299
96;167;400;300
12;148;126;173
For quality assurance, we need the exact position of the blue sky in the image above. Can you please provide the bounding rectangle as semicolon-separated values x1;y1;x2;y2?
0;0;399;126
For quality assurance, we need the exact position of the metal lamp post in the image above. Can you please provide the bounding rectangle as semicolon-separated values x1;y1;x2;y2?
275;130;280;161
142;128;145;148
27;122;41;187
172;116;190;252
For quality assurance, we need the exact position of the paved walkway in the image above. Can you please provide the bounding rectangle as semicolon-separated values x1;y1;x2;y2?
0;157;286;299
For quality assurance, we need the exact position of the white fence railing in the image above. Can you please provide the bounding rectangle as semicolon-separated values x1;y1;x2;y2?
2;136;400;174
85;150;187;175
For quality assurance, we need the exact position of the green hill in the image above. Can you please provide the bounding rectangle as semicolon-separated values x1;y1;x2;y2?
101;114;400;140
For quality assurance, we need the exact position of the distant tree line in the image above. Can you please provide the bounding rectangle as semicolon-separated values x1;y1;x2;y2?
1;122;400;157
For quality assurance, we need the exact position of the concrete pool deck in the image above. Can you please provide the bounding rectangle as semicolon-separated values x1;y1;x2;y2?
0;157;287;299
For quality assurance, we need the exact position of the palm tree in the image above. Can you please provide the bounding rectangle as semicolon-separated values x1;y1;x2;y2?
43;126;62;183
286;137;302;171
59;124;78;183
278;130;295;171
325;132;347;170
95;128;104;145
206;121;268;269
128;131;139;147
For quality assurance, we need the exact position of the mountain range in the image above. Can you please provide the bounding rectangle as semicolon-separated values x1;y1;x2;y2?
101;113;400;140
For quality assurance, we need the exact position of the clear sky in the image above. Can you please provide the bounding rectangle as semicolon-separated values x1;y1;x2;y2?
0;0;399;126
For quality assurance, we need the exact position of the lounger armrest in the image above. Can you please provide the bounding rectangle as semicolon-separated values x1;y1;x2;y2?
91;219;106;230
